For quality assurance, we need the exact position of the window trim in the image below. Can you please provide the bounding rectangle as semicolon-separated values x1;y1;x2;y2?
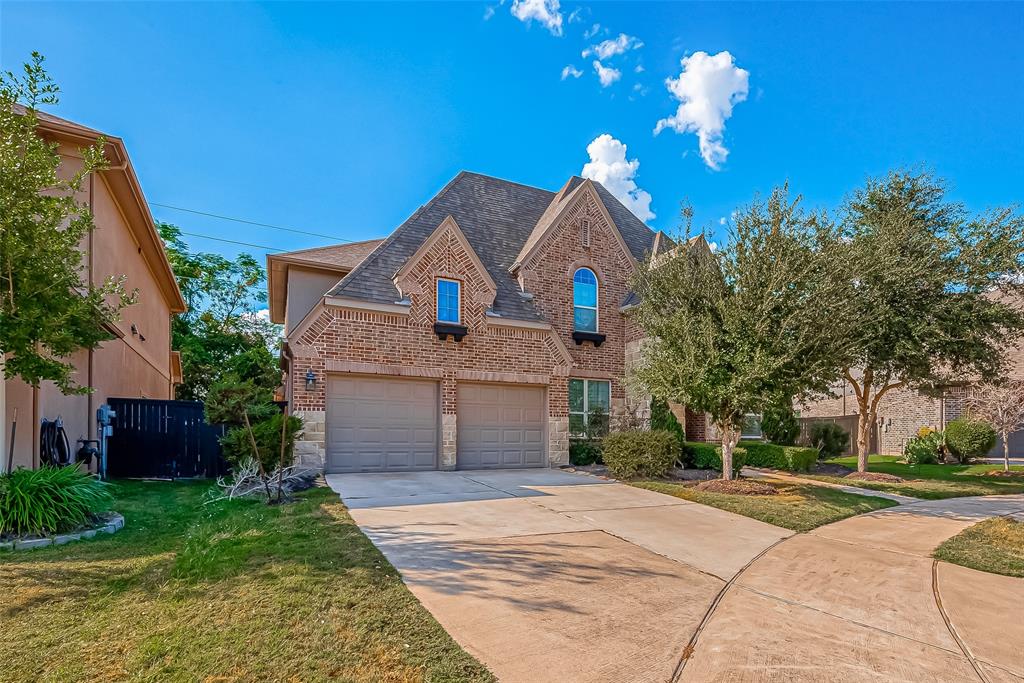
569;378;611;437
740;413;763;440
436;277;461;324
573;267;599;333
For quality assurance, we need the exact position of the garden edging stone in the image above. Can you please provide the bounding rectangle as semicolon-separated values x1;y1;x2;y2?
4;512;124;551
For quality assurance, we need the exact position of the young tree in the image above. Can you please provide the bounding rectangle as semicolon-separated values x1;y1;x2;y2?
158;223;281;400
631;190;847;479
0;54;134;466
967;381;1024;472
832;170;1024;472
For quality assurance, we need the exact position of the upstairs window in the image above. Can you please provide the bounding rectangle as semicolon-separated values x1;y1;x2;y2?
437;278;461;324
573;267;598;332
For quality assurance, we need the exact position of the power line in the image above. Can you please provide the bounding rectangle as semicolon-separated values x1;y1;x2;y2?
178;231;287;252
151;202;354;242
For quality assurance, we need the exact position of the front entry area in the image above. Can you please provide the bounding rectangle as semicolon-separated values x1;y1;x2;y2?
325;374;439;473
457;383;545;469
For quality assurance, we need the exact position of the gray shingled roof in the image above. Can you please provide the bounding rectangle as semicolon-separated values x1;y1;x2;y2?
328;171;658;321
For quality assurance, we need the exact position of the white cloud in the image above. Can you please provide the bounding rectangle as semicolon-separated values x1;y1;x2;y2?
583;23;601;39
719;216;727;225
510;0;563;36
567;7;583;23
708;241;718;251
582;33;643;60
654;50;750;170
483;5;496;20
593;60;621;87
581;134;655;222
561;64;583;80
634;64;645;73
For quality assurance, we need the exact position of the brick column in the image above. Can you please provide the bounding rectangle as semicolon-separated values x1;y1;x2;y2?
547;379;569;466
440;372;457;470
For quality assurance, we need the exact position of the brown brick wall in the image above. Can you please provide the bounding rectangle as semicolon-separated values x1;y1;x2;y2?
288;186;642;465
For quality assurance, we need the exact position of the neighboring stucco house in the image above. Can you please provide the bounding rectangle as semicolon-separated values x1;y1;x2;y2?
269;171;677;472
3;110;187;469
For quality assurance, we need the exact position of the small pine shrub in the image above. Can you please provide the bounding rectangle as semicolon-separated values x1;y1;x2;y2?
783;446;818;473
945;419;997;463
650;397;688;466
602;430;678;479
809;422;850;460
569;439;602;466
0;466;113;537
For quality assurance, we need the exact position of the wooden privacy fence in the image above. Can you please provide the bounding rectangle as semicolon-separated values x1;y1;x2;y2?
796;414;877;456
106;398;227;479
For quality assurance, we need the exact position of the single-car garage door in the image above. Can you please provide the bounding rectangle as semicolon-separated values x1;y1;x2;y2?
457;383;545;469
325;375;438;473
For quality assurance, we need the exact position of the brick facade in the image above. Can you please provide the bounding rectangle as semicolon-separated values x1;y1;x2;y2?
287;183;643;470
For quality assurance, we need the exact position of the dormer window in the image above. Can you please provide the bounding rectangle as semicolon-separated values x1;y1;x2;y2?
573;268;598;332
437;278;461;323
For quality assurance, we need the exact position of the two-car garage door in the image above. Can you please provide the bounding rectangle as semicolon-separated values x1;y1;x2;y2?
325;374;546;473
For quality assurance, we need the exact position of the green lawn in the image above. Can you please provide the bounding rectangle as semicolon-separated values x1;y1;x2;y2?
806;455;1024;499
0;481;493;683
632;479;897;532
934;517;1024;578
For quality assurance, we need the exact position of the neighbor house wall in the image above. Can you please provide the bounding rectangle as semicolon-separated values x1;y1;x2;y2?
4;143;175;470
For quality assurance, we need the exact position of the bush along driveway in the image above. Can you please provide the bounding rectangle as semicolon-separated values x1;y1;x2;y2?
0;480;493;683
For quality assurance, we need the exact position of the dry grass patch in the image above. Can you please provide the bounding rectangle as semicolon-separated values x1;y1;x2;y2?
844;471;904;483
632;479;896;532
934;517;1024;578
694;479;778;496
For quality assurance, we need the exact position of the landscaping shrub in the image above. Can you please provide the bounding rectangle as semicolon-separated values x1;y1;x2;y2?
683;442;747;477
809;422;850;459
602;430;678;479
761;402;799;445
0;465;112;537
945;419;997;463
650;397;688;466
738;441;817;472
569;439;602;466
221;412;304;472
903;429;944;465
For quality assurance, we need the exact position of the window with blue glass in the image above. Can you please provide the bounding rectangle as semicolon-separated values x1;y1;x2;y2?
573;267;598;332
436;278;461;324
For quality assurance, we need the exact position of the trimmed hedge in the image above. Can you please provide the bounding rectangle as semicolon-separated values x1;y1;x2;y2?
602;430;678;479
945;419;997;462
684;442;747;477
739;440;817;473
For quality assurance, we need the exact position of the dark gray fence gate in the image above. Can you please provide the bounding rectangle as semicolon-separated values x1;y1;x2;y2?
106;398;227;479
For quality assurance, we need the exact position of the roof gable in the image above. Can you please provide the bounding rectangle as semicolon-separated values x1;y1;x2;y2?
393;215;497;307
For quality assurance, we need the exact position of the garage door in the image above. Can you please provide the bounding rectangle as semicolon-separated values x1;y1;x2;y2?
325;375;438;473
457;383;545;469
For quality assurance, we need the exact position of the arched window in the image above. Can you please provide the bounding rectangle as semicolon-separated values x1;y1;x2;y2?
573;268;598;332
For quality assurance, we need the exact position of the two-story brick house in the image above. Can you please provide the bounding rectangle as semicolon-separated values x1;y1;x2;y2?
268;171;675;472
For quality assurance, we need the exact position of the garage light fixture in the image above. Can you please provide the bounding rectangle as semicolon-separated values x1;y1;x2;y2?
305;369;317;391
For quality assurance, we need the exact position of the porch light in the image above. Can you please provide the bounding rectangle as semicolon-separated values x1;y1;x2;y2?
305;369;317;391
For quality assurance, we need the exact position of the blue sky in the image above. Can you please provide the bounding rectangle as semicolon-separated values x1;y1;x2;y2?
3;1;1023;264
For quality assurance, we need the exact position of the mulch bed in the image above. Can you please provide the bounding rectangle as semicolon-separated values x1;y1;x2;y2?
815;463;854;476
844;471;904;483
669;468;719;481
694;479;779;496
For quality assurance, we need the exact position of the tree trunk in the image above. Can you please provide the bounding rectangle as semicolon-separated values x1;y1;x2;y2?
0;356;6;474
276;412;287;503
242;411;272;501
720;424;738;481
856;410;874;473
1004;432;1010;473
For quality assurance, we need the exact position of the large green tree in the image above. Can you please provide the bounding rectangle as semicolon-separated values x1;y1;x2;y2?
158;223;281;400
833;170;1024;471
631;190;847;479
1;54;135;469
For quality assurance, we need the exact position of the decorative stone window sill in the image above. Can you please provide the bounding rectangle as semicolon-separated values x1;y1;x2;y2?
572;331;606;347
434;322;468;342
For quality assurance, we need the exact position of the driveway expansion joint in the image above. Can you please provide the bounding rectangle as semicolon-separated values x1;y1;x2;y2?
932;559;990;683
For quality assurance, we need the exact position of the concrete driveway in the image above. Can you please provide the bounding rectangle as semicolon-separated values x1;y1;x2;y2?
328;469;790;682
328;470;1024;683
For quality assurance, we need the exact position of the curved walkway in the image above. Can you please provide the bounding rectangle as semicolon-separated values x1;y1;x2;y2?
682;494;1024;683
